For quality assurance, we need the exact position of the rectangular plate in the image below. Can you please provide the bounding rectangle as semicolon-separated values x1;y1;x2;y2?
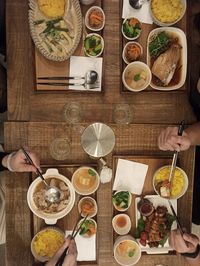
112;155;177;255
34;0;104;93
31;164;98;265
135;195;177;254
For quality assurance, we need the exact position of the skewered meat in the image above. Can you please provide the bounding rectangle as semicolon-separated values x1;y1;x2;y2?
151;43;182;85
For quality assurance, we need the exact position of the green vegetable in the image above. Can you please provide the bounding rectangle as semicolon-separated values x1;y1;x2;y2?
112;191;130;209
134;74;141;81
84;35;102;56
34;19;45;25
88;169;96;176
134;217;145;238
79;220;95;236
128;250;135;257
123;20;141;38
149;31;171;58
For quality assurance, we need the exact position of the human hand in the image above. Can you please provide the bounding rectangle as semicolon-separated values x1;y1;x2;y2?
158;126;191;151
169;229;199;254
46;236;77;266
2;148;40;172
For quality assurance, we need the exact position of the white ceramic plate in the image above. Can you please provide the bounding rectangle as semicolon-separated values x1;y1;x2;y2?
28;0;82;61
135;195;177;254
147;27;187;91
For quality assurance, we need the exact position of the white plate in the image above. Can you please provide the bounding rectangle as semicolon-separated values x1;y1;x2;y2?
28;0;82;61
147;27;187;91
135;195;177;254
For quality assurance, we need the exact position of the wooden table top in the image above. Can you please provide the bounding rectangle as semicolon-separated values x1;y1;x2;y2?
4;122;195;266
6;0;196;124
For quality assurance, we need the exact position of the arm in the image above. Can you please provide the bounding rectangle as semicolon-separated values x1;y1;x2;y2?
158;122;200;151
1;149;40;172
169;229;200;266
46;237;77;266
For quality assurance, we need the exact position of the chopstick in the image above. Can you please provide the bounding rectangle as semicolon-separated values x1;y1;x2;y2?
168;200;184;235
55;214;89;266
37;82;83;86
21;147;48;187
38;76;83;80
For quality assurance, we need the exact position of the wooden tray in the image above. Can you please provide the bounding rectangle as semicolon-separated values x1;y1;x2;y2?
119;1;187;94
112;155;177;255
34;0;104;93
31;164;98;265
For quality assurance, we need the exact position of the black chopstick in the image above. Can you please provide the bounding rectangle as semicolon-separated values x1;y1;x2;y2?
38;76;82;80
55;214;89;266
168;200;184;235
37;82;81;86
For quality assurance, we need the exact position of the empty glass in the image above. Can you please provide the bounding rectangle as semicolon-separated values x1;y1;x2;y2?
112;104;133;124
63;102;82;124
49;137;71;160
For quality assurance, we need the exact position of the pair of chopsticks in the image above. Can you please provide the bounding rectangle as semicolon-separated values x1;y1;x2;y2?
55;214;88;266
168;200;184;235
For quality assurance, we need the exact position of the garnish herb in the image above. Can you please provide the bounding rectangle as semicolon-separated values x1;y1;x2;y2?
149;31;171;58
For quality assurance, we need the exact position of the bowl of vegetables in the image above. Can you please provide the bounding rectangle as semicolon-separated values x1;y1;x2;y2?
85;6;105;31
79;218;97;238
122;41;143;64
122;17;142;40
84;33;104;57
112;191;132;212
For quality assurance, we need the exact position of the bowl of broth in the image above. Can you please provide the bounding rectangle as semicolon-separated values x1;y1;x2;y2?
72;166;100;195
114;235;141;266
122;61;152;92
112;214;131;235
27;168;76;224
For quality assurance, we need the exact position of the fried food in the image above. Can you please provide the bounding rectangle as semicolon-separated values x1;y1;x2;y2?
38;0;65;18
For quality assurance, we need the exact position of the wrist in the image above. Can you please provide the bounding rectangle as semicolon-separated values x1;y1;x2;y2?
3;152;16;172
181;244;200;258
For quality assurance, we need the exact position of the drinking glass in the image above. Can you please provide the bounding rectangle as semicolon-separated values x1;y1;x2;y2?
63;102;82;124
49;137;71;160
112;104;133;124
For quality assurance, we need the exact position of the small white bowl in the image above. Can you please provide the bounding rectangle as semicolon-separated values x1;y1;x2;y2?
114;235;141;266
150;0;186;27
85;6;105;31
27;168;76;224
112;191;132;212
122;61;152;92
122;41;143;64
84;33;104;57
78;218;97;238
112;214;131;235
72;166;100;195
153;165;188;200
31;227;65;262
78;196;98;217
122;17;142;40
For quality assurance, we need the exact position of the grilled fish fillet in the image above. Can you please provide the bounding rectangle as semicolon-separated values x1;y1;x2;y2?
151;43;182;85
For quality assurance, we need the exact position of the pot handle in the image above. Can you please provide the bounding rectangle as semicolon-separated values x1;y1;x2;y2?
44;218;58;225
45;168;59;175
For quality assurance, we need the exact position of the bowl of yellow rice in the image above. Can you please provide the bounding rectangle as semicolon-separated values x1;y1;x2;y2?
31;227;65;262
153;165;188;200
150;0;186;27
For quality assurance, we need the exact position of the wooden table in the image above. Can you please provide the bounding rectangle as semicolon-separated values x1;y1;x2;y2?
4;122;195;266
5;0;197;265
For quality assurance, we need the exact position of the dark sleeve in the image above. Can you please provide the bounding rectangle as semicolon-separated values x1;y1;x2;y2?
0;152;8;171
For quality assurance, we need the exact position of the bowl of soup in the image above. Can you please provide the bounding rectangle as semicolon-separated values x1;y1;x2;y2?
112;214;131;235
27;168;76;224
114;235;141;266
72;166;100;195
122;61;152;92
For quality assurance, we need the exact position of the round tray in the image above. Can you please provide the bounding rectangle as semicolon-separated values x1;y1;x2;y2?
29;0;82;62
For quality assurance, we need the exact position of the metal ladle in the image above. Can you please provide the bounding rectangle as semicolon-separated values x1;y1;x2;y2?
129;0;149;9
21;147;61;203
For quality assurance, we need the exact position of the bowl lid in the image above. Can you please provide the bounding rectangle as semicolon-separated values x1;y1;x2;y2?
81;123;115;158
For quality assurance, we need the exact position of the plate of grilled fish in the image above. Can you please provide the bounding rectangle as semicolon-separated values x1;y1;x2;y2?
147;27;187;91
135;195;177;254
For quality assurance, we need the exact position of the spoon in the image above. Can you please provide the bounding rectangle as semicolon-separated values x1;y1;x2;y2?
37;70;98;85
129;0;148;9
21;147;61;203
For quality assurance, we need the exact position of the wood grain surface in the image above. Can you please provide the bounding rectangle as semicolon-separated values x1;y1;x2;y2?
6;0;196;124
4;122;195;266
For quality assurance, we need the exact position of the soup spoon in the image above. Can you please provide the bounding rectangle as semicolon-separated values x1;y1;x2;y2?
21;147;61;203
129;0;149;9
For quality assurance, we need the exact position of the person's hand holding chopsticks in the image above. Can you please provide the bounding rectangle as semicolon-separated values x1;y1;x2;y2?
46;236;77;266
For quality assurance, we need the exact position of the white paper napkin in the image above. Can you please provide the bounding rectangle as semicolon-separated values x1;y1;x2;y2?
69;56;102;91
65;230;96;261
113;159;148;195
122;0;153;24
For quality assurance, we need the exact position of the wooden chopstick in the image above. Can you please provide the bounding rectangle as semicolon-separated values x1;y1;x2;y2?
55;214;89;266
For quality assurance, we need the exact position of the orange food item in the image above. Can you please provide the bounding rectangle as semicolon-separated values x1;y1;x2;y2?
129;18;139;26
81;199;95;215
126;43;141;62
87;223;97;236
89;9;103;28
